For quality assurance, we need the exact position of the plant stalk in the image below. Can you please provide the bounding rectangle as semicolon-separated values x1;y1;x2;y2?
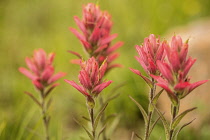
169;103;180;140
144;80;156;140
41;90;50;140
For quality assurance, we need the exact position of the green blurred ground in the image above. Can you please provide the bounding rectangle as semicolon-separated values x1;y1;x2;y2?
0;0;210;139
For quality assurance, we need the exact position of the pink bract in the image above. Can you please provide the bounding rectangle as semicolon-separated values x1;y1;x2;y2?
19;48;66;90
65;57;112;97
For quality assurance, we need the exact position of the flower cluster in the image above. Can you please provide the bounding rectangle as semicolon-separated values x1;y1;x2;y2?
151;36;208;104
19;48;66;91
65;57;112;98
70;3;123;72
130;34;165;86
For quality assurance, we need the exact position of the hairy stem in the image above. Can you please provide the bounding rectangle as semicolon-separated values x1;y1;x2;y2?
88;106;96;140
41;90;50;140
169;103;180;140
144;80;156;140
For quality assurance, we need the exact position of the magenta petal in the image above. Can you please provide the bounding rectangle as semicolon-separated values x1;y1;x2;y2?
25;57;38;75
68;50;82;59
41;66;54;82
92;81;112;94
19;67;37;81
99;34;118;46
48;53;55;65
74;16;87;36
33;80;44;90
107;41;124;54
69;27;86;42
48;72;66;84
130;68;153;87
157;61;174;84
189;80;209;93
174;82;190;91
64;79;89;96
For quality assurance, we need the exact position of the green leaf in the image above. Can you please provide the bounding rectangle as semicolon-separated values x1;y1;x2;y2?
97;125;106;139
73;118;93;140
152;89;164;105
135;133;143;140
153;104;170;139
148;113;163;136
171;107;196;129
24;91;42;108
173;118;196;140
94;103;108;130
82;116;90;122
129;96;148;125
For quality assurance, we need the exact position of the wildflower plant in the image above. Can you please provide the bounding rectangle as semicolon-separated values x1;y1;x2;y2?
19;48;66;140
151;35;208;140
65;57;112;139
67;3;123;140
130;34;166;140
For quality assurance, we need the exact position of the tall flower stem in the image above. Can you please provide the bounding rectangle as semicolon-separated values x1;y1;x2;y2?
144;80;156;140
41;89;50;140
169;101;180;140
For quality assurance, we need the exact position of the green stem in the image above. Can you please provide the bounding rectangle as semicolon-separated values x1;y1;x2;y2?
169;103;180;140
88;107;96;140
41;90;50;140
99;96;106;140
144;81;156;140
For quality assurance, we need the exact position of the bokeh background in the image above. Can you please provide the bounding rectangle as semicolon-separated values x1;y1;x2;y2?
1;0;210;139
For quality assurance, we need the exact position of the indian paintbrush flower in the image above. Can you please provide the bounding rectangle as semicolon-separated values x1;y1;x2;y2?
70;3;123;72
19;48;66;91
65;57;112;98
19;48;66;140
151;35;208;105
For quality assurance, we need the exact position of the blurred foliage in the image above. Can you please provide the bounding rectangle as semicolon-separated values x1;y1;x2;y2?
0;0;210;139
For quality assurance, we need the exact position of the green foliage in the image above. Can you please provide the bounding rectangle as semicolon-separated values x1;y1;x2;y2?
1;0;210;139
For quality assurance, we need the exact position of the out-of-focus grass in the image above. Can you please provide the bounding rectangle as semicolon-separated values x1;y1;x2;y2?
1;0;210;139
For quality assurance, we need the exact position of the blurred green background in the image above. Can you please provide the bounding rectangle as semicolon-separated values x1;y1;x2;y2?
1;0;210;139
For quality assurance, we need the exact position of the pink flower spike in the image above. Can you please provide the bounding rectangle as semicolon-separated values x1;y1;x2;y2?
48;72;66;84
64;79;89;96
92;80;113;95
19;67;37;81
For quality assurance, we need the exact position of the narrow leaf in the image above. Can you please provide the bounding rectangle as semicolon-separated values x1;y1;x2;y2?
106;92;121;103
129;96;148;125
73;118;93;140
152;89;164;105
135;133;143;140
82;116;90;122
173;118;196;140
131;132;135;140
171;107;196;129
98;125;107;139
153;104;170;139
148;112;164;136
24;91;41;108
94;103;108;130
